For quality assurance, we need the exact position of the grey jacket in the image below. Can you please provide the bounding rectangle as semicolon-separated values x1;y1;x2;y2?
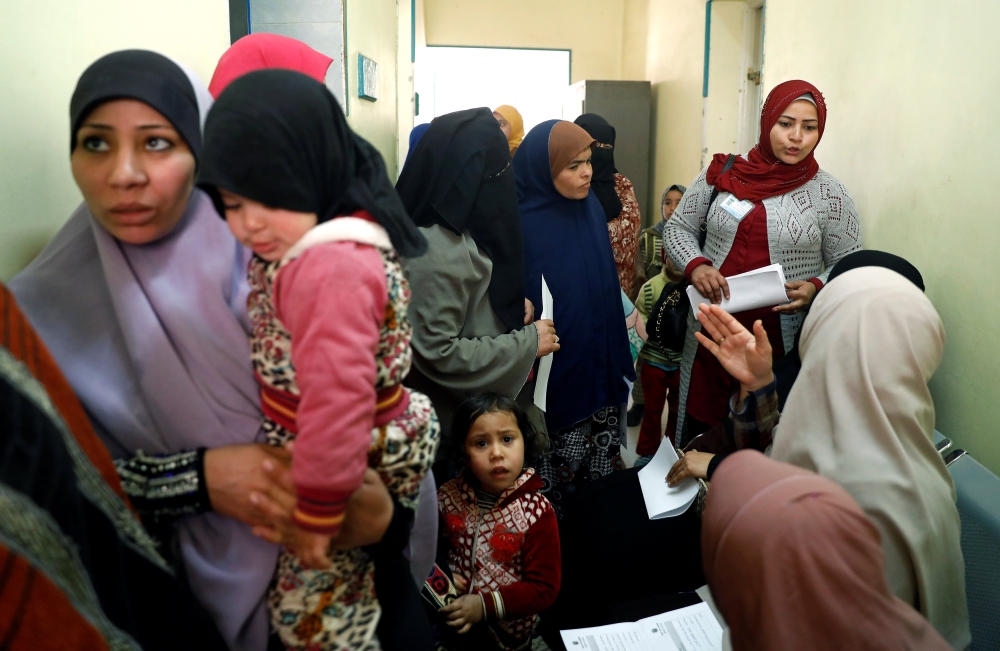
403;224;538;440
665;167;863;442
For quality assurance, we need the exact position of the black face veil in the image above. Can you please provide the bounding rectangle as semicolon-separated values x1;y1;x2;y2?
574;113;623;222
197;68;425;257
396;108;526;331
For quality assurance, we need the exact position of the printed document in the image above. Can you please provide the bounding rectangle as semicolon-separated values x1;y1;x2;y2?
560;602;724;651
637;436;699;519
687;263;790;315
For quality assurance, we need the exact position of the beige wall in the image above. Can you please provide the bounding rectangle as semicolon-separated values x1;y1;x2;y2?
762;0;1000;473
0;0;230;281
345;0;402;175
643;0;706;217
423;0;627;83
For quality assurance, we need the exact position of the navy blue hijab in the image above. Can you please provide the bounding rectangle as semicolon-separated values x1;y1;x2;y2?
514;120;634;430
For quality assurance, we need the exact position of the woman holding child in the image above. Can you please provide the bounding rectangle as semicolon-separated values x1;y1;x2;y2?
11;46;426;651
665;79;863;444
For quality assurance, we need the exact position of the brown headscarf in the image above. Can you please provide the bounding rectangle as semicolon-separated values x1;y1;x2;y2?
547;121;595;178
703;450;952;651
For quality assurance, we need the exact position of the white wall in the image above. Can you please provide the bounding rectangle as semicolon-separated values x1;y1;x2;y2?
0;0;230;281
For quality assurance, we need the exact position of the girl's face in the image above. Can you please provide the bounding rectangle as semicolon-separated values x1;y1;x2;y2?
553;146;593;200
464;410;525;496
219;189;318;261
769;99;820;165
662;190;683;220
493;112;512;139
71;99;195;245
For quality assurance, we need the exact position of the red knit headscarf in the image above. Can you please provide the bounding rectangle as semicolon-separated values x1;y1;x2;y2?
706;80;827;202
208;33;334;99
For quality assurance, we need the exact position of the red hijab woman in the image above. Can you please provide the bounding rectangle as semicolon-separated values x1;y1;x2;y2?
664;80;862;445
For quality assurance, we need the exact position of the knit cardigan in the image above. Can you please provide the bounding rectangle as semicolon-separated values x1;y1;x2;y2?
665;167;862;443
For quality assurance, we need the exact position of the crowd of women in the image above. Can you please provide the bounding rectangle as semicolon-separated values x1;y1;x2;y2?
0;31;971;651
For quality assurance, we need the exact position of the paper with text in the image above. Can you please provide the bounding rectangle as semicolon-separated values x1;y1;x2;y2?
533;276;554;412
687;263;789;315
637;436;699;519
560;603;723;651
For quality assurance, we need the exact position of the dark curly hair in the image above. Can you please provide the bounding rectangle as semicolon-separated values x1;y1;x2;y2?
447;393;544;477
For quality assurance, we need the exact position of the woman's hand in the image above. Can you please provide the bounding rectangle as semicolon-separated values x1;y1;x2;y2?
203;444;293;527
524;298;535;325
773;280;817;314
690;264;730;304
440;594;484;634
330;469;393;550
250;468;394;551
694;304;774;391
535;319;560;358
666;451;715;486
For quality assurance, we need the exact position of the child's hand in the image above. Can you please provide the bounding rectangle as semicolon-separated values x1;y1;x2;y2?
439;594;484;634
452;574;468;593
287;530;333;569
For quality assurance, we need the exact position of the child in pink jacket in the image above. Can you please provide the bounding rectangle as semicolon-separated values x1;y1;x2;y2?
199;69;438;650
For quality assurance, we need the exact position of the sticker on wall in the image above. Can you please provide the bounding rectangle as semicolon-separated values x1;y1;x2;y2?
358;54;378;101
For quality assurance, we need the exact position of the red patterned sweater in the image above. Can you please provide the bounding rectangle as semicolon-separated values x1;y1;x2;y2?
438;469;561;650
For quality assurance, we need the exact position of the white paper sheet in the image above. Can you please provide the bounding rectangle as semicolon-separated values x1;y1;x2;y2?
560;602;723;651
686;263;790;315
533;276;554;412
637;436;700;519
639;603;724;651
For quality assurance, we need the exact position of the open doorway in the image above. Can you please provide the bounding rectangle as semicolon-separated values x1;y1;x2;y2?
736;1;765;153
414;46;571;133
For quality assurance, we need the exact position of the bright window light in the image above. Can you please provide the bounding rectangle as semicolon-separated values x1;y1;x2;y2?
414;46;571;134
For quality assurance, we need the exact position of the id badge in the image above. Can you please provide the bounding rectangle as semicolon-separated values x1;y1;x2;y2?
719;194;755;221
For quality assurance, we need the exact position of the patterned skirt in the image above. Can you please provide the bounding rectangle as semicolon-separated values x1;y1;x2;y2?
268;391;439;651
534;405;626;519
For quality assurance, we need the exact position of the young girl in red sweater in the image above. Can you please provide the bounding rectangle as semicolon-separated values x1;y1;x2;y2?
433;394;561;651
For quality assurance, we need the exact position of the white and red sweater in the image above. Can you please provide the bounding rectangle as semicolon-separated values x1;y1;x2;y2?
438;469;561;650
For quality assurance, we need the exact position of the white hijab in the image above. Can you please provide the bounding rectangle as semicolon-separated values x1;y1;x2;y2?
771;267;970;650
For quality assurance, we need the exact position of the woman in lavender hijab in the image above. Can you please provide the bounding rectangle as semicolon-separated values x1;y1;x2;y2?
9;50;394;651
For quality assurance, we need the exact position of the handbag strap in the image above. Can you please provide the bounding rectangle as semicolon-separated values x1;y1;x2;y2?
699;153;736;250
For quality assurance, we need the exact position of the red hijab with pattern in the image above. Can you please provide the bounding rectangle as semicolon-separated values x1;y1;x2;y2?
706;79;827;202
208;33;333;98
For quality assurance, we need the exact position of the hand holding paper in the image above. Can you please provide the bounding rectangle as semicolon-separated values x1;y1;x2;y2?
687;264;790;315
638;437;699;520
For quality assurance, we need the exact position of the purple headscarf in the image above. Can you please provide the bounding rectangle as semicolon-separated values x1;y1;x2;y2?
9;51;278;651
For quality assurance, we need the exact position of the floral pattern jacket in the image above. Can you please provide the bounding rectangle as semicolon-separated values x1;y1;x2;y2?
439;469;561;650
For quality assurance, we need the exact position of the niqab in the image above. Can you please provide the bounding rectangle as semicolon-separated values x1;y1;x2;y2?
396;108;525;331
574;113;623;222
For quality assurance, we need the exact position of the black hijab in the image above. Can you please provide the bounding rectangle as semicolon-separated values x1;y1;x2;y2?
774;250;925;409
396;108;525;331
197;69;426;257
70;50;203;165
574;113;623;222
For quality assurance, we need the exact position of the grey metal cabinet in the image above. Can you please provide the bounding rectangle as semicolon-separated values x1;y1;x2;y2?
563;80;652;227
